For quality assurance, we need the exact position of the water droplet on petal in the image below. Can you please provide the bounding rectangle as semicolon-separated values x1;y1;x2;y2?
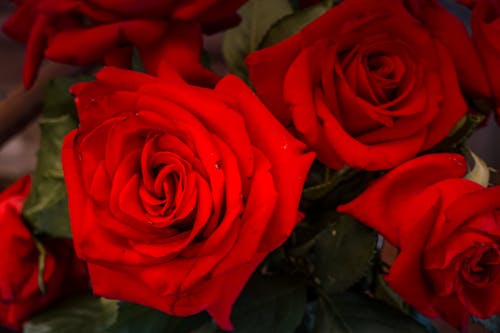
215;161;222;169
282;143;289;150
87;98;98;109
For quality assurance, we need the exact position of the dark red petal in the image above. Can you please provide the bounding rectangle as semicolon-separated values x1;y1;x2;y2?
430;294;470;330
446;185;500;229
246;34;303;125
385;204;442;317
422;43;468;150
405;0;491;98
216;75;315;251
460;276;500;318
45;20;168;66
315;89;426;170
338;154;467;245
206;256;266;330
139;22;219;87
23;15;49;88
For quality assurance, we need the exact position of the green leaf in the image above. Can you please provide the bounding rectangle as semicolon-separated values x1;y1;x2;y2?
131;48;146;73
33;240;47;294
107;302;210;333
314;214;377;294
260;3;330;48
329;293;427;333
201;49;211;70
303;166;350;201
22;75;92;238
313;296;351;333
193;322;219;333
372;274;411;315
222;0;293;80
230;275;307;333
23;295;118;333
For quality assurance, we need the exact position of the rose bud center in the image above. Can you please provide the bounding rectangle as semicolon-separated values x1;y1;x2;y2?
459;243;500;288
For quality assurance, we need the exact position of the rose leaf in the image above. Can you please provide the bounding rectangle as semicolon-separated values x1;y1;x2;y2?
222;0;293;81
313;213;378;294
315;293;427;333
260;3;329;48
229;274;307;333
107;302;210;333
23;295;118;333
22;75;91;238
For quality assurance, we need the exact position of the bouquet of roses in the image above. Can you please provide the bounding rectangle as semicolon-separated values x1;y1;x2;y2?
0;0;499;332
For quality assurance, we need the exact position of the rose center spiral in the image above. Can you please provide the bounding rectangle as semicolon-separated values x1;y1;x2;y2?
459;244;500;287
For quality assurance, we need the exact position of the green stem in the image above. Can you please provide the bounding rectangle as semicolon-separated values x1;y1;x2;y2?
303;166;350;200
34;239;47;294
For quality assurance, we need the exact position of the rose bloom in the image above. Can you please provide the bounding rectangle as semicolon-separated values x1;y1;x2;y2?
247;0;489;171
62;67;314;330
459;0;500;119
338;154;500;330
0;176;88;331
2;0;247;87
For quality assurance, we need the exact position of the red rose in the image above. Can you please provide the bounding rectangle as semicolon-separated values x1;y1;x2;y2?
403;0;491;100
338;154;500;330
461;0;500;119
62;67;314;330
0;176;88;331
2;0;246;87
247;0;473;170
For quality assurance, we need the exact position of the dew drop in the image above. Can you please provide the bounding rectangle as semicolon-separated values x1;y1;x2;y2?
87;98;98;108
282;143;289;150
214;160;222;169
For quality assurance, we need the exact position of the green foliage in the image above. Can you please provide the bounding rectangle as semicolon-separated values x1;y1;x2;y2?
314;214;378;294
22;76;91;238
317;293;427;333
107;302;210;333
302;167;350;201
372;274;412;315
260;3;330;48
222;0;293;80
131;48;146;73
313;296;350;333
23;296;118;333
229;274;307;333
